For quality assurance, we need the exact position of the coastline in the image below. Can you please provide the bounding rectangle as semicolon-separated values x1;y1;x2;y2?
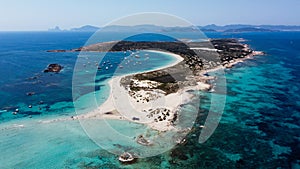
34;50;186;130
72;50;190;131
73;49;264;131
199;50;265;74
74;48;263;131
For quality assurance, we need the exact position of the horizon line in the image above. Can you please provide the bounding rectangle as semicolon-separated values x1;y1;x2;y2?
1;23;300;32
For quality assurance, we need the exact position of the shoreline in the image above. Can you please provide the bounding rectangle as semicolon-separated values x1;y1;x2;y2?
199;50;265;74
72;50;190;131
73;49;265;131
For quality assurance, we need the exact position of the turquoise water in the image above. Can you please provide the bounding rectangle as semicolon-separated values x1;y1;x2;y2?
0;32;299;168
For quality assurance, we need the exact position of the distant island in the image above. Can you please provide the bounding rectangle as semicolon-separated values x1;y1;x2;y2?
48;25;100;32
224;27;275;32
48;24;300;32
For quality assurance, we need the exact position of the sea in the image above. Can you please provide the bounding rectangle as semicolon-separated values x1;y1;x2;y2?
0;31;299;169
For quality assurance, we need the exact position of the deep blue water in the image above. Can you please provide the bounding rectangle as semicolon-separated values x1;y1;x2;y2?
0;31;299;168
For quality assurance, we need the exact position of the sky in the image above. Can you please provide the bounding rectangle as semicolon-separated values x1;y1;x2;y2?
0;0;299;31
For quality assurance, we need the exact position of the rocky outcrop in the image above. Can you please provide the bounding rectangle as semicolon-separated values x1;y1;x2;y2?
46;49;66;52
118;152;136;164
136;135;153;146
43;64;63;73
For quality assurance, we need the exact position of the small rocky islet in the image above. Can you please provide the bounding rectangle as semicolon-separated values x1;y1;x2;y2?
43;63;63;73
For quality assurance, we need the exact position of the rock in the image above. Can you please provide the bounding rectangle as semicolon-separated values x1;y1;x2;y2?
136;135;152;146
44;64;63;73
118;152;136;164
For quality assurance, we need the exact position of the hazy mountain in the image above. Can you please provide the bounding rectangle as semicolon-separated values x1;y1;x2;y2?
200;24;300;31
200;24;254;31
70;25;100;32
199;28;217;32
224;27;276;32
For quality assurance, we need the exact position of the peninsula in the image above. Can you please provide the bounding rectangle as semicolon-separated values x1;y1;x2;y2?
47;39;264;132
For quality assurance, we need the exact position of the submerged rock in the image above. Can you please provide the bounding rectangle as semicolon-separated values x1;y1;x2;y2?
26;92;35;96
136;135;152;146
44;64;63;73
